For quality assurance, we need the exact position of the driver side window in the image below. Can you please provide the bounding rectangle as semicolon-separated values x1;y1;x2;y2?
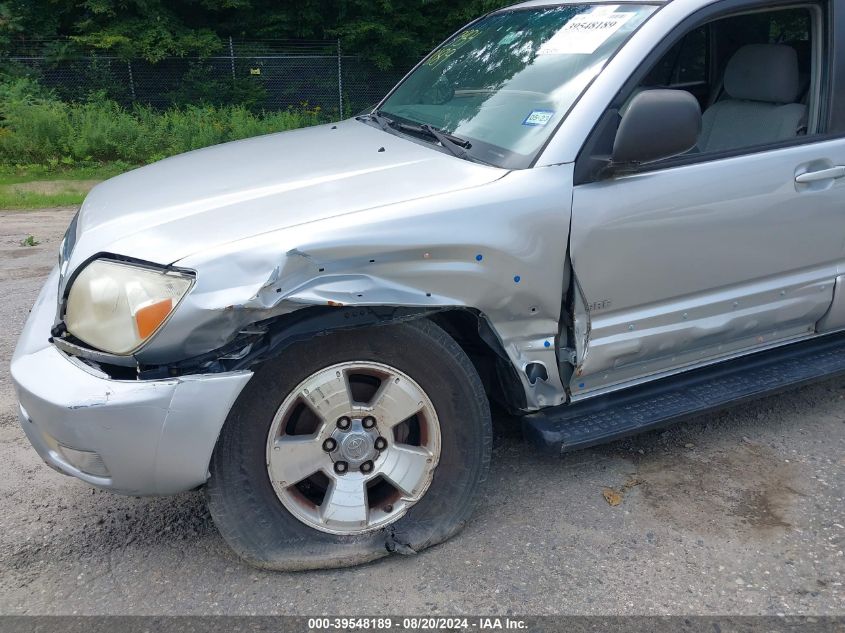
630;6;817;155
575;2;826;184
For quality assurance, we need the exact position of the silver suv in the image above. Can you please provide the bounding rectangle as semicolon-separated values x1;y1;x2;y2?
12;0;845;570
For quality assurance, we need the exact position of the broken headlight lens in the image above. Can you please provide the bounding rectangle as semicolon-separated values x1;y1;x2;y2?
64;259;193;355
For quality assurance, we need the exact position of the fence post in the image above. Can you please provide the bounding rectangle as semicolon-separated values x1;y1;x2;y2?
126;60;136;101
229;36;236;83
337;39;343;117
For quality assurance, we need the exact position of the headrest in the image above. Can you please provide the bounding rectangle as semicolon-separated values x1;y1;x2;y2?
724;44;800;103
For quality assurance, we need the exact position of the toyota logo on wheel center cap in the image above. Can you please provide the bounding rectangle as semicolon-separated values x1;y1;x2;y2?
340;432;374;462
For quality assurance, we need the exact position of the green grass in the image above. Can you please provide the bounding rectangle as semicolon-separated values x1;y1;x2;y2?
0;163;129;186
0;163;131;209
0;189;90;209
0;98;326;165
0;79;328;208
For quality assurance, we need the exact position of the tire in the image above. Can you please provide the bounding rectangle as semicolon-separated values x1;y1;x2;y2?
205;318;492;570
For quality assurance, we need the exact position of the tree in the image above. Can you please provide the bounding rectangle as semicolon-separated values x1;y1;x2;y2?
0;0;514;69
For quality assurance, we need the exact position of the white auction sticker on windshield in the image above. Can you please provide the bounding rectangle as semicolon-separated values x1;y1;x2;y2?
539;6;633;55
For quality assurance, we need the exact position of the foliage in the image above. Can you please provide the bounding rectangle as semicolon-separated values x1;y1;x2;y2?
0;78;326;165
0;72;52;103
0;163;130;183
164;62;267;108
0;0;514;70
0;0;518;199
20;234;40;246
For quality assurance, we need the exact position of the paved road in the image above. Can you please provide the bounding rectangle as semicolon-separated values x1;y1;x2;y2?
0;208;843;615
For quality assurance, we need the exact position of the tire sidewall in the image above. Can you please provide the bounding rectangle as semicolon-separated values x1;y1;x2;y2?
207;318;491;569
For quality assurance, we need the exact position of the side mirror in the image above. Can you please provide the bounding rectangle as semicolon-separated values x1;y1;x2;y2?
611;89;702;167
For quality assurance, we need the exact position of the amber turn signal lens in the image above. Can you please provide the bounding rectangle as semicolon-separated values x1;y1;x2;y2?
134;298;174;339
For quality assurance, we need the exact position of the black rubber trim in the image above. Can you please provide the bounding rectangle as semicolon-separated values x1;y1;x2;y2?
522;332;845;455
832;0;845;131
137;306;439;379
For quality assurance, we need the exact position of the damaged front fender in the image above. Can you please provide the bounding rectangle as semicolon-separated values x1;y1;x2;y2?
136;165;575;411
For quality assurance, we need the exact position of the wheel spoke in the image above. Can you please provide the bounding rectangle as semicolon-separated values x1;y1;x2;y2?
320;475;368;526
266;360;442;535
380;444;433;498
299;367;355;424
368;377;424;429
268;435;326;486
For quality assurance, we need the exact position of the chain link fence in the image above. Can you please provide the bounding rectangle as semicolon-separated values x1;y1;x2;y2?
7;38;409;117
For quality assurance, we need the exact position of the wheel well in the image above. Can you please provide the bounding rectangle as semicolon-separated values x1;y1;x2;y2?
427;309;527;413
135;304;526;413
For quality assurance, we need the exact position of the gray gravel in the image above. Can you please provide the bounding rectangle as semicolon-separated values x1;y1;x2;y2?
0;208;843;615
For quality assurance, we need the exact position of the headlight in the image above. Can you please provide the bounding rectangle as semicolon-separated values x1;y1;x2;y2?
64;259;193;355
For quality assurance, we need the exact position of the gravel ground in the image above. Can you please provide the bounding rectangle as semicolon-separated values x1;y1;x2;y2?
0;208;843;616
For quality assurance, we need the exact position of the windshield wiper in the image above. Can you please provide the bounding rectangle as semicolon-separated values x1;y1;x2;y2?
389;119;472;159
417;124;471;159
368;111;393;132
356;111;392;131
363;111;474;161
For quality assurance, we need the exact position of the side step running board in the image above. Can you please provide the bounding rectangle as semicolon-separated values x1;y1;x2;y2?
522;332;845;455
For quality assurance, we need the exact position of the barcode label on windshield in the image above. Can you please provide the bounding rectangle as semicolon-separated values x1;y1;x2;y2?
539;6;633;55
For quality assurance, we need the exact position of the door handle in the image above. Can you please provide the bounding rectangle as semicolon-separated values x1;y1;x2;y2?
795;166;845;183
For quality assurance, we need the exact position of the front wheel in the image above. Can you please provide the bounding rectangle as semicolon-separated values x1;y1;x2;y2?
206;318;492;570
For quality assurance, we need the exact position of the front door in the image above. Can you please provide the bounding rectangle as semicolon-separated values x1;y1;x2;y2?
566;1;845;398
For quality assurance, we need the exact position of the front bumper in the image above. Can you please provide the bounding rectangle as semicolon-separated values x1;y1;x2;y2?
11;267;252;495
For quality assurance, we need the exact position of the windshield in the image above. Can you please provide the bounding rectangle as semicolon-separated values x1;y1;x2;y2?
376;3;657;168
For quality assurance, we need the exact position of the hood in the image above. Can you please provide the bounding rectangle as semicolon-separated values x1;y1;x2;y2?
68;119;506;270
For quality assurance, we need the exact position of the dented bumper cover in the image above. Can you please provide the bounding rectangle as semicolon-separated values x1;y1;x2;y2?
11;268;252;495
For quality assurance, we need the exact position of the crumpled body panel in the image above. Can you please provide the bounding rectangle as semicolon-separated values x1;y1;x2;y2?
144;165;575;410
58;121;575;411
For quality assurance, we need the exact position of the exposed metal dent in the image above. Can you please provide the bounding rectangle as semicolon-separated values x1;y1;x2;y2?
48;121;575;411
264;265;568;409
568;329;815;403
816;273;845;332
255;273;443;310
198;255;568;409
568;134;845;400
127;165;575;411
571;273;592;378
571;268;833;397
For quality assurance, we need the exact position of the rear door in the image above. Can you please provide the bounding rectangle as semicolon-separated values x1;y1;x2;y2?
567;0;845;399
